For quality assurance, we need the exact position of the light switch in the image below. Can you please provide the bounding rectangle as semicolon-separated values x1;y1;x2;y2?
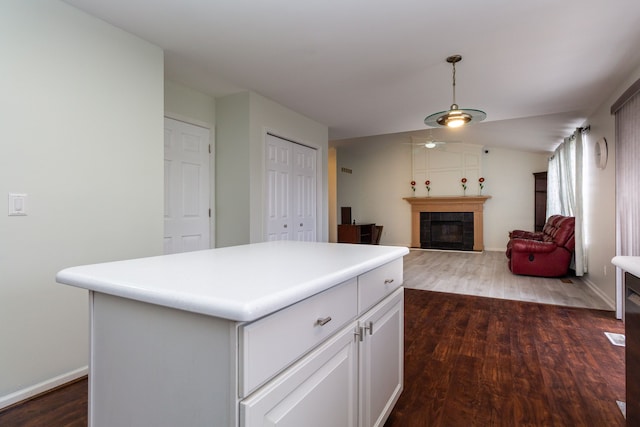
8;193;27;216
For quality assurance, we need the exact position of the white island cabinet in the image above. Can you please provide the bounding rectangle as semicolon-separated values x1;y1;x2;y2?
56;241;409;427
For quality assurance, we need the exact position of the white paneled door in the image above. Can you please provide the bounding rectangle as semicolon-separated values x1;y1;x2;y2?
266;134;317;241
164;118;210;254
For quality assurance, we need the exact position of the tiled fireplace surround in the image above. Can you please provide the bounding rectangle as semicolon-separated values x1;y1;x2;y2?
403;196;491;251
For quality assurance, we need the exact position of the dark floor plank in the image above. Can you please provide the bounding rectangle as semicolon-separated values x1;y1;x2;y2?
385;289;625;427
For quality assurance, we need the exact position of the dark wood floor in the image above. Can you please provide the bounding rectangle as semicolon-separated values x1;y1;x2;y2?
386;289;626;427
0;289;625;426
0;377;87;427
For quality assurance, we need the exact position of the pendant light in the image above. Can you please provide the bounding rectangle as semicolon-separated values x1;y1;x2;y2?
424;55;486;128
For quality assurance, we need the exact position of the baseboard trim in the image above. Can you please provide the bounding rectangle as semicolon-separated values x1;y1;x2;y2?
0;366;88;411
581;276;616;311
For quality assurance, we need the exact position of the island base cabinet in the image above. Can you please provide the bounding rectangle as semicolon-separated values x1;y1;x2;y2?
241;288;403;427
56;242;409;427
240;323;358;427
358;288;404;427
89;292;236;427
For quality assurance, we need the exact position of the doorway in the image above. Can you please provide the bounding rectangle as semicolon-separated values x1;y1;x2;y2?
163;117;211;254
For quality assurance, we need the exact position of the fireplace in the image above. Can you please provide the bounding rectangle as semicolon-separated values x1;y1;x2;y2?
403;196;491;251
420;212;474;250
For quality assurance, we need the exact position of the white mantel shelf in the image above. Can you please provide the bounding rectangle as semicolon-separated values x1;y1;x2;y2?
403;196;492;251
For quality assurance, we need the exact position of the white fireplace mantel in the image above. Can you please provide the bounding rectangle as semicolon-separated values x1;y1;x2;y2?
403;196;491;251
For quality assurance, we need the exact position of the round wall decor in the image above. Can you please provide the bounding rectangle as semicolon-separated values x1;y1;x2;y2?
595;137;608;169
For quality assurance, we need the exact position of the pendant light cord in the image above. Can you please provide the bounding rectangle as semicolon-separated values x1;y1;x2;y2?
451;60;457;107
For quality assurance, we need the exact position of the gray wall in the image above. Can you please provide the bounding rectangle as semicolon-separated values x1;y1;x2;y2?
1;0;164;404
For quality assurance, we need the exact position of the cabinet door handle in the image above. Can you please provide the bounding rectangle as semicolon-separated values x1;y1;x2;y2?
364;321;373;335
354;326;364;342
315;316;332;326
384;278;394;284
300;223;303;227
284;224;287;228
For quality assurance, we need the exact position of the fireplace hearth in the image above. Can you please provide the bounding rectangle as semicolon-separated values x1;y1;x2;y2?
420;212;474;250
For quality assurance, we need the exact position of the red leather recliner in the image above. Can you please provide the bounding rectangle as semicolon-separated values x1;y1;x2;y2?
505;215;575;277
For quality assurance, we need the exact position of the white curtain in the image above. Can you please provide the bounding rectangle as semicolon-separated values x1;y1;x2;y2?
547;128;586;275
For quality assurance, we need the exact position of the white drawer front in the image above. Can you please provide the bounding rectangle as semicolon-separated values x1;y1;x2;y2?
357;259;403;314
239;278;357;397
240;323;358;427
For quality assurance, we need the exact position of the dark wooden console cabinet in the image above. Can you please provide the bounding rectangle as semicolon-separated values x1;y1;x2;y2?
534;172;547;232
338;223;375;244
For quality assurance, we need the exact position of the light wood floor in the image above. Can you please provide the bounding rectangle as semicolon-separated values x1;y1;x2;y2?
403;249;612;310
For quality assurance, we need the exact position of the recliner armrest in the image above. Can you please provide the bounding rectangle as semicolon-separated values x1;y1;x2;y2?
511;238;558;254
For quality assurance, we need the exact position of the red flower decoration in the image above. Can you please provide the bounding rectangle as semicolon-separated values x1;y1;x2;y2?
461;178;467;183
425;180;430;185
411;180;416;186
479;177;485;183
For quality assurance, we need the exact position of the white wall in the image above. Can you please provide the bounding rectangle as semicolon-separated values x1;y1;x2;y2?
165;79;215;128
482;147;549;250
0;0;164;405
335;134;412;246
215;92;251;247
216;91;329;247
581;60;640;308
334;135;548;249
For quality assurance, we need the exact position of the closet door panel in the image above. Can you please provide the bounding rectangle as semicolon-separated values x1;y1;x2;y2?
266;135;293;240
266;135;317;241
292;143;316;241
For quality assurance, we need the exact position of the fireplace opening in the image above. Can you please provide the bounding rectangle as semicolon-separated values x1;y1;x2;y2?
420;212;474;251
432;221;463;243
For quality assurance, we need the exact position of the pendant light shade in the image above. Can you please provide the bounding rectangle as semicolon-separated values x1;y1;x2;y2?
424;55;486;128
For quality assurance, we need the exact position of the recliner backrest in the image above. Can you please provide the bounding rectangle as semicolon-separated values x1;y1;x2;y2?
545;216;575;249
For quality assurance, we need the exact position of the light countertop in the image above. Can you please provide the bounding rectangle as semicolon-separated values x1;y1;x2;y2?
56;241;409;322
612;256;640;278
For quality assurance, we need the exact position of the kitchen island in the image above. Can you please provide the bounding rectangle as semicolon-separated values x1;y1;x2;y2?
57;241;409;427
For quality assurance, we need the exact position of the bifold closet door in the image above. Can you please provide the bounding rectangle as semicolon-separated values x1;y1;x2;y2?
265;134;316;241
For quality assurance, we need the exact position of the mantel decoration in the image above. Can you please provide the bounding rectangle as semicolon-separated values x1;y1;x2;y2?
424;55;486;128
425;180;431;196
411;180;416;193
479;177;485;195
461;177;467;195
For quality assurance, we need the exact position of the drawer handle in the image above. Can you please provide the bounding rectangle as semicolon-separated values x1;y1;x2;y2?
384;278;394;284
315;316;332;326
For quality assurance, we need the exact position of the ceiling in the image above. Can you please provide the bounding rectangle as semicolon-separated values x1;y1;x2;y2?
64;0;640;153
